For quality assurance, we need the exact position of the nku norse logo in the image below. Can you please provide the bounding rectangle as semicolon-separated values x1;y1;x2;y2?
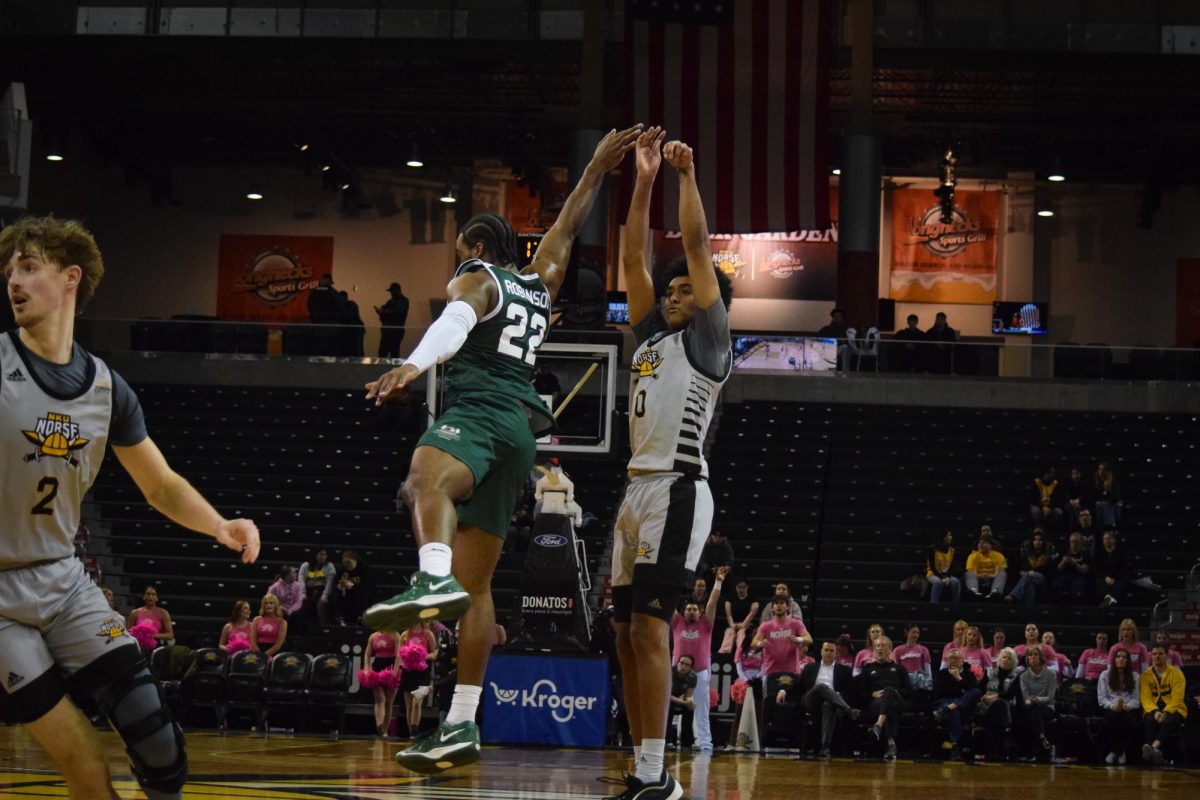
22;412;90;467
632;350;664;379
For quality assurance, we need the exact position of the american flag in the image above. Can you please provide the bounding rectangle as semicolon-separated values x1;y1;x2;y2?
624;0;832;233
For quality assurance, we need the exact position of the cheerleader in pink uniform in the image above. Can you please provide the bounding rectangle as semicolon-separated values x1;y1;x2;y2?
219;600;254;654
126;585;174;654
252;594;289;658
398;623;438;736
358;631;402;737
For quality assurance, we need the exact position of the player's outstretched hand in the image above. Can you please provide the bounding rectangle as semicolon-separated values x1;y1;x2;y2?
588;124;644;175
635;126;666;177
366;363;421;406
663;140;694;173
216;519;261;564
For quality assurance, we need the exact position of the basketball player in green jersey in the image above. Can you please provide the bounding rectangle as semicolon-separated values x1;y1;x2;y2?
363;124;641;772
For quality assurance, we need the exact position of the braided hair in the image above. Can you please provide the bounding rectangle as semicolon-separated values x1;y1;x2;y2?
460;214;519;271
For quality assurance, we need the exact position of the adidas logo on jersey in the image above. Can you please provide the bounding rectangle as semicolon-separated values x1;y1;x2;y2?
5;367;26;382
6;671;24;689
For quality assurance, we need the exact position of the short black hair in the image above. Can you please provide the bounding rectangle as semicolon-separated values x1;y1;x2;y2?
655;257;733;310
460;213;518;269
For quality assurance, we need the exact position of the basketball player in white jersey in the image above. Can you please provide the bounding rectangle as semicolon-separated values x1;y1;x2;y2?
0;217;260;799
606;128;732;800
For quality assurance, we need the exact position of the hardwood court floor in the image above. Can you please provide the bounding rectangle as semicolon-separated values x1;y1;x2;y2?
1;728;1198;799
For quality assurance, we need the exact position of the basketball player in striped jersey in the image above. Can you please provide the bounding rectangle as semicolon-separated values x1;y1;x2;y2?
606;128;732;800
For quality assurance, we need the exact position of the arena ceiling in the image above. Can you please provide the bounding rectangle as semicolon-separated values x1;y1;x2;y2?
3;34;1199;193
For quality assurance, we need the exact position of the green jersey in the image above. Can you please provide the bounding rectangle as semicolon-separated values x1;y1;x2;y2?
443;265;554;436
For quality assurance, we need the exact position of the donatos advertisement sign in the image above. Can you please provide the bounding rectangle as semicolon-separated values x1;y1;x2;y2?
890;189;999;305
216;234;335;322
482;654;609;747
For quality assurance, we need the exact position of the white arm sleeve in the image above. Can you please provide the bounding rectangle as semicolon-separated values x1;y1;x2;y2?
403;300;479;374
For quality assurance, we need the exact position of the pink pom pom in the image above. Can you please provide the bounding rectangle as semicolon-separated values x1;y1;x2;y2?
379;670;403;689
399;642;429;672
127;621;159;651
226;634;251;654
357;668;380;689
969;663;985;681
730;678;748;705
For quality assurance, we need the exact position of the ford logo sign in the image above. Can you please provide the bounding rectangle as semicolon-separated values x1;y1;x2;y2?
534;534;568;548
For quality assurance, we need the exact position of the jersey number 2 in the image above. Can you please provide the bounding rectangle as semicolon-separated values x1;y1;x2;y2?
31;477;59;515
497;304;548;365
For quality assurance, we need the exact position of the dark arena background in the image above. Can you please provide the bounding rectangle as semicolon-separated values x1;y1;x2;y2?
2;1;1200;798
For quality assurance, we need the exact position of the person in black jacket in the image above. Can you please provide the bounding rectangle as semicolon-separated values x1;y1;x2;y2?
782;641;857;758
932;649;983;759
1094;529;1134;607
977;647;1022;761
333;550;374;625
856;637;909;760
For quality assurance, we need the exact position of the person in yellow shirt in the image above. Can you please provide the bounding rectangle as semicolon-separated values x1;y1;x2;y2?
1140;643;1187;764
965;534;1008;600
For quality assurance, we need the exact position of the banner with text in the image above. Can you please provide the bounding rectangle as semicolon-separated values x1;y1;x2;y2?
482;654;609;747
216;234;335;322
890;189;998;305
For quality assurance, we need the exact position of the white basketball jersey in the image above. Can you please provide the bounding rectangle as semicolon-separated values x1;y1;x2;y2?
0;332;112;569
627;327;729;478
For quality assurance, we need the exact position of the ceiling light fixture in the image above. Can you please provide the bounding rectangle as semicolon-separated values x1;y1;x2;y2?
246;183;264;201
439;184;457;204
406;144;424;169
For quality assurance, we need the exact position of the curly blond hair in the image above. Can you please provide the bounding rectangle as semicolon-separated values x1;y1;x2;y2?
0;216;105;313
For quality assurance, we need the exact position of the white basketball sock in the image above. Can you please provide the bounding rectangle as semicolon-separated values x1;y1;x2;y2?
445;684;482;726
418;543;453;578
636;738;665;783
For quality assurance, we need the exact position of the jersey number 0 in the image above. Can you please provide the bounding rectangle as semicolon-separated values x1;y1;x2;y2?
497;304;548;365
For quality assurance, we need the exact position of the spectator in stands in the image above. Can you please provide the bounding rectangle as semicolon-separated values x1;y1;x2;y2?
1153;630;1184;668
358;630;402;737
333;550;373;626
1076;509;1097;555
965;533;1007;600
307;274;338;323
728;623;764;749
1019;645;1057;756
723;578;760;655
987;628;1007;661
268;565;304;618
1110;618;1150;674
680;576;707;613
671;566;726;752
1029;467;1063;524
925;531;961;603
300;546;336;627
1015;624;1060;676
251;594;288;658
933;649;983;760
1098;647;1141;765
1092;462;1122;528
1005;528;1056;606
668;654;697;749
957;626;992;671
978;647;1021;761
893;314;926;373
1094;529;1133;607
1040;631;1073;678
1030;501;1062;533
817;307;849;341
1052;532;1093;605
697;530;734;581
101;586;120;614
759;583;804;624
925;312;958;374
857;637;908;760
753;594;812;678
787;641;857;759
398;622;438;737
376;282;410;358
834;634;855;668
1078;631;1112;682
219;600;253;654
940;619;969;667
893;623;933;690
1140;644;1187;765
126;585;174;654
853;623;886;676
1062;466;1092;529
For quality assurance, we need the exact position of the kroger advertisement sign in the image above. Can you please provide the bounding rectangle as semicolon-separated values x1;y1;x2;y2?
482;654;609;747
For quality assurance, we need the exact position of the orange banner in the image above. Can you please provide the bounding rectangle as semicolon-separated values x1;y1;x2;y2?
889;189;998;304
216;234;334;322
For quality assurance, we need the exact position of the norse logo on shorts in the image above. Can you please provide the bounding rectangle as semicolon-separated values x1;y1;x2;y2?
636;541;655;558
632;350;664;380
22;411;90;467
6;671;25;689
434;424;462;441
97;618;127;644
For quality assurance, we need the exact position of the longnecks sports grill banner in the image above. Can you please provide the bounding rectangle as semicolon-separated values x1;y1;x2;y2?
216;234;334;322
889;189;998;305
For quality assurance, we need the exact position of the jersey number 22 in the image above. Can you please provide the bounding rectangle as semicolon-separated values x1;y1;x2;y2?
497;304;548;365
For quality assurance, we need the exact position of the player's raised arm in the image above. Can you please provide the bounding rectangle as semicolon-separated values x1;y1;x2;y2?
623;126;665;327
528;124;642;300
664;140;720;311
112;436;261;563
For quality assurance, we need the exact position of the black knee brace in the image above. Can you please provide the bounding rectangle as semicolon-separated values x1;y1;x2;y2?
73;647;188;796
